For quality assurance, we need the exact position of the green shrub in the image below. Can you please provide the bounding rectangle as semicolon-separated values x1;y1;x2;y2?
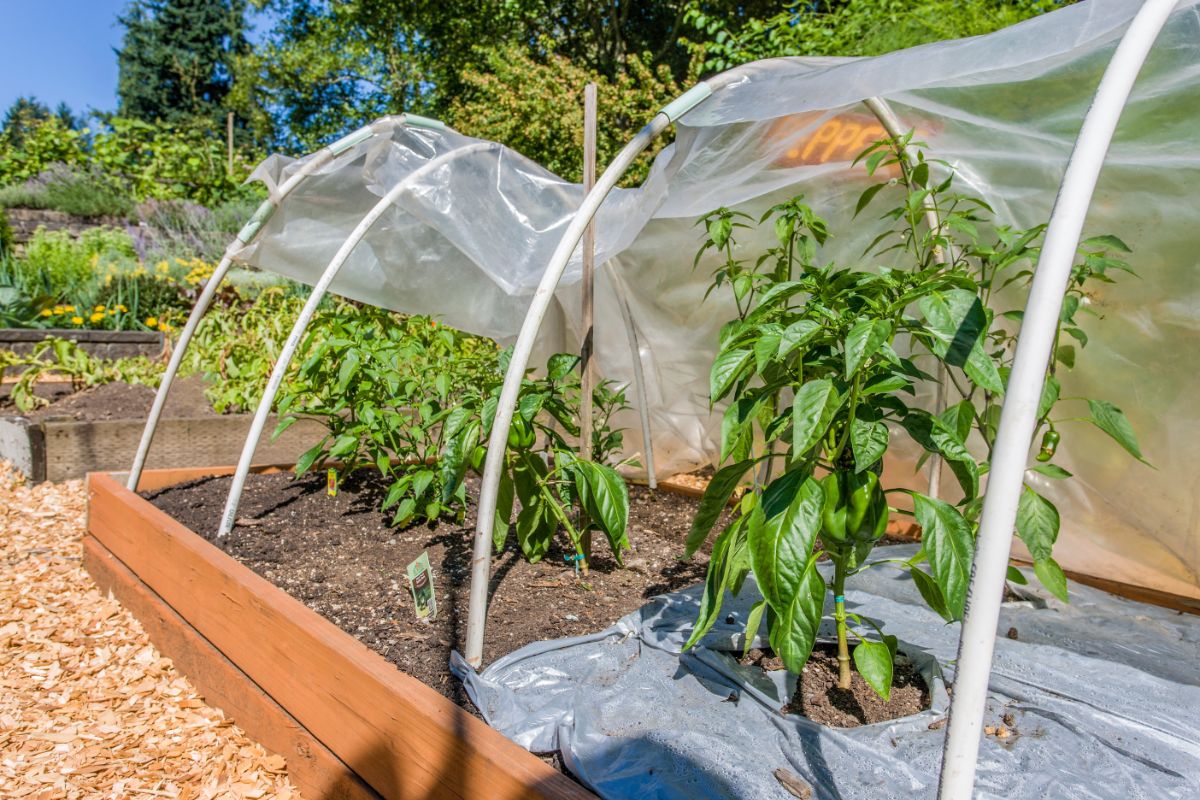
0;165;135;218
0;208;12;258
16;226;138;298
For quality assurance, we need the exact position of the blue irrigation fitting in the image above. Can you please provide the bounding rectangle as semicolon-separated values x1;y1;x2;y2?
402;113;446;130
658;83;713;123
835;595;846;603
565;552;585;575
328;126;374;156
235;199;277;244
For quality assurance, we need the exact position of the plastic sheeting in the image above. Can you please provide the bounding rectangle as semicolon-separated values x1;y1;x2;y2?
452;545;1200;800
234;0;1200;598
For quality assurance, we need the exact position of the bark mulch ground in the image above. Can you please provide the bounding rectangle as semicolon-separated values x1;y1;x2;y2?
0;464;301;800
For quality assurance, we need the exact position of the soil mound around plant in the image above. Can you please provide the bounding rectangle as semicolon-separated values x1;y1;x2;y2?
743;643;930;726
10;375;217;422
144;470;716;712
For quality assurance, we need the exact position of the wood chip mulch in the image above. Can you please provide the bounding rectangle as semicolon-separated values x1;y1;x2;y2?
0;464;302;799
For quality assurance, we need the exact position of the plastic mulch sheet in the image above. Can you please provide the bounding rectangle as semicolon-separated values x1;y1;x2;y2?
453;545;1200;800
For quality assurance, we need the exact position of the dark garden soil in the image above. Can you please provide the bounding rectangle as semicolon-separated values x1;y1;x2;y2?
1;375;216;421
143;469;930;730
144;470;716;713
745;643;930;726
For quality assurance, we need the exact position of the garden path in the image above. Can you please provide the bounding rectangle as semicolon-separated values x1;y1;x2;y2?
0;464;301;799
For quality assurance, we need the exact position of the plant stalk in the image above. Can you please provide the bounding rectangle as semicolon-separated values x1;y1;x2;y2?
833;555;852;689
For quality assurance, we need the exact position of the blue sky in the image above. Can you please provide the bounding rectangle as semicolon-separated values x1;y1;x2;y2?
0;1;270;120
0;1;130;117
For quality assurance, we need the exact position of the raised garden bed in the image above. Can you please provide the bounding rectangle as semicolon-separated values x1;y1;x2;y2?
0;378;315;481
0;327;164;359
85;461;942;800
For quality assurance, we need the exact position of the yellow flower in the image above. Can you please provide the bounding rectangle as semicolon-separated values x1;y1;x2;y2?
117;304;128;312
40;309;53;317
94;305;105;312
158;322;172;332
145;317;158;328
156;260;170;274
64;305;74;312
89;312;104;323
107;309;116;315
71;316;83;325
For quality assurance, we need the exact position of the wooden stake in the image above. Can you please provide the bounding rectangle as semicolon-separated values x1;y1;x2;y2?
227;112;234;177
579;82;598;568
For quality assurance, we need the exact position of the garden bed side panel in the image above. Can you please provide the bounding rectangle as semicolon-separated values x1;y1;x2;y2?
0;415;44;481
82;536;382;800
85;470;596;800
41;415;315;482
0;327;164;358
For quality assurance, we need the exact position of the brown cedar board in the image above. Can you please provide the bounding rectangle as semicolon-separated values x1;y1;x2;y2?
82;536;382;800
86;470;597;800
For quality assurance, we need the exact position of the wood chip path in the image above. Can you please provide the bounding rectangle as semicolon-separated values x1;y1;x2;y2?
0;465;301;799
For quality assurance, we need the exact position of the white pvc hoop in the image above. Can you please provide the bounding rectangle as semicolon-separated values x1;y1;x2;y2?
216;141;500;537
936;1;1178;797
126;115;437;491
462;76;738;668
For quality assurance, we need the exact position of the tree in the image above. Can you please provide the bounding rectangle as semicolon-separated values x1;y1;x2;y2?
2;97;52;147
681;0;1074;74
229;0;776;150
116;0;250;128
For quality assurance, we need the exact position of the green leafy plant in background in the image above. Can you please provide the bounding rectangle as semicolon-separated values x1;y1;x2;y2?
184;287;307;413
684;134;1145;700
440;352;633;570
1;338;162;412
275;307;497;524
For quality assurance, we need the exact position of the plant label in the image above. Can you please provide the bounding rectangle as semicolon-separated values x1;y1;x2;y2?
406;551;437;621
326;468;338;497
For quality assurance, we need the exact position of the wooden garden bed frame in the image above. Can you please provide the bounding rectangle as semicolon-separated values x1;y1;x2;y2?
84;467;597;800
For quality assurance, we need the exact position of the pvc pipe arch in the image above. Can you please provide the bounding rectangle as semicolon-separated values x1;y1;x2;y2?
463;74;741;668
216;140;502;538
936;1;1178;797
126;114;442;491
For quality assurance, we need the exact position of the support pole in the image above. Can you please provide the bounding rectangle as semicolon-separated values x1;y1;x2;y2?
463;79;728;668
217;142;500;537
863;96;954;500
937;2;1176;798
227;112;234;177
579;82;599;566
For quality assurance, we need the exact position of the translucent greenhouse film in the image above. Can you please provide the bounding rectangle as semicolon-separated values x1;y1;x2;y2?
233;0;1200;603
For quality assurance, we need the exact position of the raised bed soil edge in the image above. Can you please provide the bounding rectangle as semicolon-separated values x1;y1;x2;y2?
86;468;596;800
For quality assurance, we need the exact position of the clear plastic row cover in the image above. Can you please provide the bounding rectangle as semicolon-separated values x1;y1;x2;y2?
234;0;1200;600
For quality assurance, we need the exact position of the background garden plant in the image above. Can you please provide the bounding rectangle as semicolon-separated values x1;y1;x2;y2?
684;133;1146;701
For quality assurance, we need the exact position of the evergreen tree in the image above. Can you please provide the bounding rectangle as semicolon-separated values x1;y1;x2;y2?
1;97;52;147
116;0;249;127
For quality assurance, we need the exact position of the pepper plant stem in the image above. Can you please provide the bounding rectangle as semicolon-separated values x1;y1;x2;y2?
833;556;851;689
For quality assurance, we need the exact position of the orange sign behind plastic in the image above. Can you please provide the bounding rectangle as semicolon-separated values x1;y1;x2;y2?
766;112;939;169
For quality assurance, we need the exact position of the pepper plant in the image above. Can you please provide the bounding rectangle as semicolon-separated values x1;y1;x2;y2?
278;305;633;568
684;133;1146;701
440;352;633;570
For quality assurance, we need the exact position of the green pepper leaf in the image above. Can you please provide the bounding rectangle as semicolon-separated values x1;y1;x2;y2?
493;470;514;552
910;567;952;622
574;461;630;558
1015;486;1059;561
742;599;768;658
1086;399;1150;465
853;639;894;700
919;289;1004;394
913;493;973;620
767;554;826;673
792;379;841;457
748;476;824;609
684;516;745;649
685;459;752;557
710;347;754;404
1033;557;1069;603
844;319;893;378
850;415;888;473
